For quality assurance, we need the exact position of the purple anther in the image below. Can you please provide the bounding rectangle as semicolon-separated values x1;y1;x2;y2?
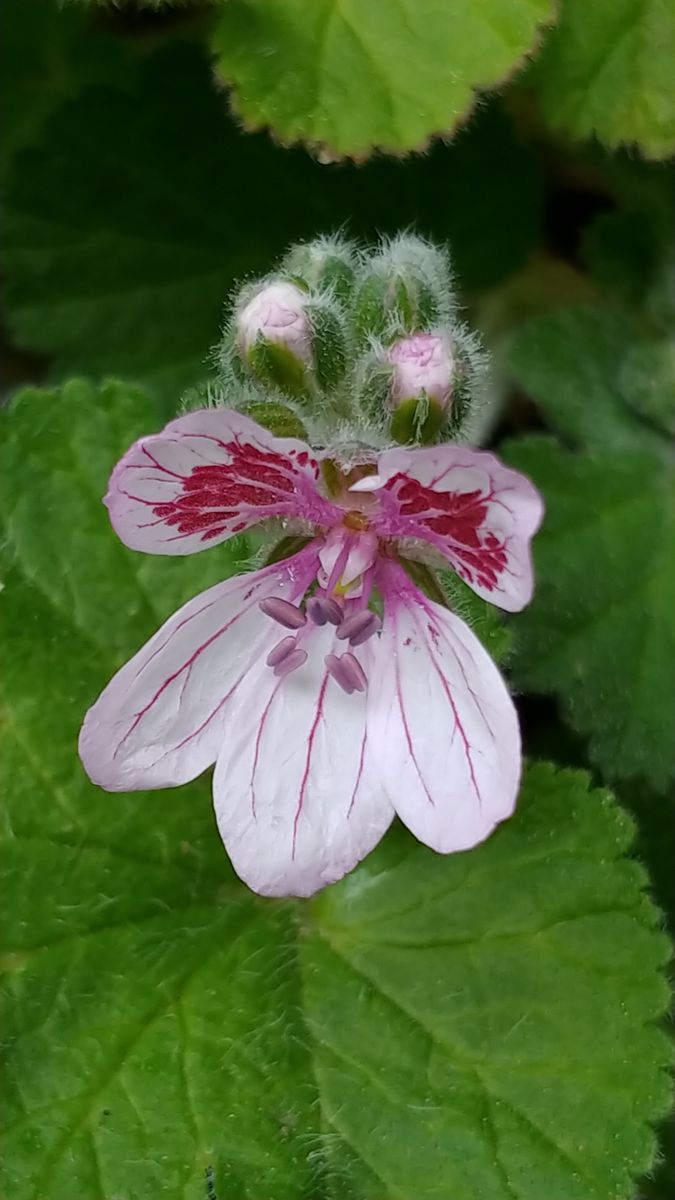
306;597;328;626
259;597;307;629
265;636;298;668
273;647;308;678
325;653;356;694
306;595;343;626
348;613;382;647
321;597;344;624
339;652;368;693
325;652;368;695
336;609;381;646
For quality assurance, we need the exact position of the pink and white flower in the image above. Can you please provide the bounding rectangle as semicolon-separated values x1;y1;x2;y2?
79;408;543;897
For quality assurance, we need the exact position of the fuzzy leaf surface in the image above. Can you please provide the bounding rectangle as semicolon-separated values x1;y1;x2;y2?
210;0;555;158
506;303;675;785
504;435;675;787
532;0;675;158
507;305;667;452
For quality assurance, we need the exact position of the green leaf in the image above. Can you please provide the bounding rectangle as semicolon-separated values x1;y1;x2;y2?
619;336;675;437
210;0;555;158
507;306;665;453
506;302;675;785
532;0;675;158
621;780;675;1200
1;381;672;1198
583;210;664;312
503;435;675;788
2;29;544;398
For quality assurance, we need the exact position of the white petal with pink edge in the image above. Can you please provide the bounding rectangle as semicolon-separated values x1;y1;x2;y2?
78;549;319;792
358;443;543;612
105;407;338;555
365;563;520;853
213;622;393;897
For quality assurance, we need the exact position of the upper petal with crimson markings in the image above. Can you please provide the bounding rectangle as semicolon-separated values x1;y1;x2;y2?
357;443;543;611
105;408;339;555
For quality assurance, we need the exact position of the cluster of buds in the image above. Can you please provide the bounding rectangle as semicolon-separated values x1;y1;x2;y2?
219;234;487;447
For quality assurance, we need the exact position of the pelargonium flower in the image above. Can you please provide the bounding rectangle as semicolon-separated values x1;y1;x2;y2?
79;408;543;897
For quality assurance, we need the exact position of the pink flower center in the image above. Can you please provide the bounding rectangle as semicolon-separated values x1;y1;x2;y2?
259;521;382;693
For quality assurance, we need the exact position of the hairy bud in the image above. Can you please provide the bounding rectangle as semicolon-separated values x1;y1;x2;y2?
218;233;488;447
353;235;455;343
386;332;454;442
388;332;454;409
281;235;357;301
236;281;312;396
237;281;311;363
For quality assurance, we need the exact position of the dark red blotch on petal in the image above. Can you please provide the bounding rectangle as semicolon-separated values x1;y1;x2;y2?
152;439;317;541
386;474;507;592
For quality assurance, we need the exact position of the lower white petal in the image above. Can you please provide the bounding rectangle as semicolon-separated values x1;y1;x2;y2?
79;550;318;791
213;623;393;898
367;567;520;852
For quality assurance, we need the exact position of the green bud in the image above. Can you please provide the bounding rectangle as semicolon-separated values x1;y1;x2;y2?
353;235;454;343
281;236;357;301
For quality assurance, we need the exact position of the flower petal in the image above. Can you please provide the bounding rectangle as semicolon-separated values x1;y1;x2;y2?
366;444;543;611
365;562;520;852
105;408;338;555
213;623;393;897
79;549;319;791
317;525;379;595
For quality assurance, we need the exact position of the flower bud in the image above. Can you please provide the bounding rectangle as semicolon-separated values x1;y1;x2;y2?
238;280;311;361
353;235;454;344
281;236;357;301
388;333;454;410
385;332;454;443
236;281;313;396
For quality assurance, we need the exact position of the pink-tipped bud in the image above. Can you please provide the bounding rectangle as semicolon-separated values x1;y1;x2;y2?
387;332;454;411
237;281;312;366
